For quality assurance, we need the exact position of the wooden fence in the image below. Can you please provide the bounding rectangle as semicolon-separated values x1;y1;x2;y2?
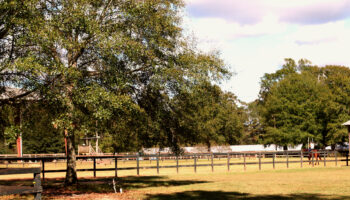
0;150;348;181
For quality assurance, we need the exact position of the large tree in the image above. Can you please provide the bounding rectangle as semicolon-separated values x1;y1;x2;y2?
259;59;350;148
170;81;243;151
1;0;229;185
261;72;331;147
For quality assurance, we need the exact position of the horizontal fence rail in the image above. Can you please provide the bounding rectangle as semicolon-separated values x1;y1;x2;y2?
0;150;348;181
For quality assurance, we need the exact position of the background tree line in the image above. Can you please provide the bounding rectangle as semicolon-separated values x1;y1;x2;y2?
3;58;350;155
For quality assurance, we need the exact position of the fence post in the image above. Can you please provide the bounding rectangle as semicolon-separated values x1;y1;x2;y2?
323;151;326;167
258;152;261;171
300;150;303;168
243;153;246;171
194;154;197;173
335;150;337;166
33;171;42;200
156;154;159;174
211;153;214;172
137;154;140;176
93;157;96;178
312;151;314;167
227;153;230;171
176;156;179;174
346;152;349;166
286;151;289;168
42;159;45;182
273;153;275;169
115;157;118;178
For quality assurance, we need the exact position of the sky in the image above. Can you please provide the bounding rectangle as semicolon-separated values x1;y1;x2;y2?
183;0;350;103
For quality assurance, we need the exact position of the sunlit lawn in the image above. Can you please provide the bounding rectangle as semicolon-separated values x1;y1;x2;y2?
1;155;349;199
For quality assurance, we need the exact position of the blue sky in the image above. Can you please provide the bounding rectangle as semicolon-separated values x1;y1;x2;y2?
183;0;350;102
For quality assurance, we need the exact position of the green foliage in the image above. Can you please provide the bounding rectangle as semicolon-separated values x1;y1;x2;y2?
259;59;350;148
241;101;263;144
0;0;232;185
170;81;243;151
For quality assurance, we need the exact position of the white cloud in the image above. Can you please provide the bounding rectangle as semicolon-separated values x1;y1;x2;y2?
184;0;350;102
184;14;287;48
186;0;350;25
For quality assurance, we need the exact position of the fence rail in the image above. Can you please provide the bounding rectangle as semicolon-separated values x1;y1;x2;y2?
0;150;348;181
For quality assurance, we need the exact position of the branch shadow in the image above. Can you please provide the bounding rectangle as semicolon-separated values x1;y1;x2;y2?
0;175;208;198
145;190;350;200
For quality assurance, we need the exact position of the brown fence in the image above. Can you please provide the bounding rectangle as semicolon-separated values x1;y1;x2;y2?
0;150;349;181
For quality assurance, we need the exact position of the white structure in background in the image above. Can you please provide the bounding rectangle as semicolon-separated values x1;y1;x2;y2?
228;144;302;153
142;144;303;155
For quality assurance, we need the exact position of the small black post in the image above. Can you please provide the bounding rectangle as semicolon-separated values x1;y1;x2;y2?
243;153;246;171
42;159;45;182
286;151;289;168
312;151;315;167
211;153;214;172
176;156;179;174
137;154;140;176
115;157;118;177
300;150;303;168
273;153;275;169
258;152;261;170
93;157;96;177
227;153;230;171
156;153;159;174
346;152;349;166
194;154;197;173
323;151;326;167
335;150;337;166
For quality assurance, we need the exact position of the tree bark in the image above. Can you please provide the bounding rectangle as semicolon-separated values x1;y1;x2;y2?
65;130;77;185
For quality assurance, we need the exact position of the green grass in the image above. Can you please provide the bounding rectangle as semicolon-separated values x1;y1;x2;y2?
2;166;350;199
136;167;350;199
1;157;349;199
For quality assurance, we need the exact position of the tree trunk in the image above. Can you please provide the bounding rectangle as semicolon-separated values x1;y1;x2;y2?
206;140;211;153
65;131;77;185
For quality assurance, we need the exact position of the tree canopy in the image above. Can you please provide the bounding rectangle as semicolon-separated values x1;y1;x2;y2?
259;59;350;148
0;0;231;185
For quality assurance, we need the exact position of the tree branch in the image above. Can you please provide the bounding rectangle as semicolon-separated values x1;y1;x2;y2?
0;90;36;106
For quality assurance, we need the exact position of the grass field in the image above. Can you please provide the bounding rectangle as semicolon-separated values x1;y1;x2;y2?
1;156;350;199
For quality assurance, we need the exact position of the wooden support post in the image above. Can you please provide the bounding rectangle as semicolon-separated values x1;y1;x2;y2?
227;153;230;171
194;154;197;173
33;172;41;200
176;156;179;174
243;153;246;171
300;150;303;168
312;152;315;167
346;152;349;166
335;151;337;166
93;157;96;178
41;159;45;182
286;151;289;168
137;154;140;176
115;157;118;178
323;151;326;167
211;153;214;172
156;154;159;174
258;152;261;170
273;153;275;169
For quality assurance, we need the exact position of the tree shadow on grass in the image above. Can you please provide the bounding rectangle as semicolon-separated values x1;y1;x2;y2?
145;190;350;200
0;176;209;198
